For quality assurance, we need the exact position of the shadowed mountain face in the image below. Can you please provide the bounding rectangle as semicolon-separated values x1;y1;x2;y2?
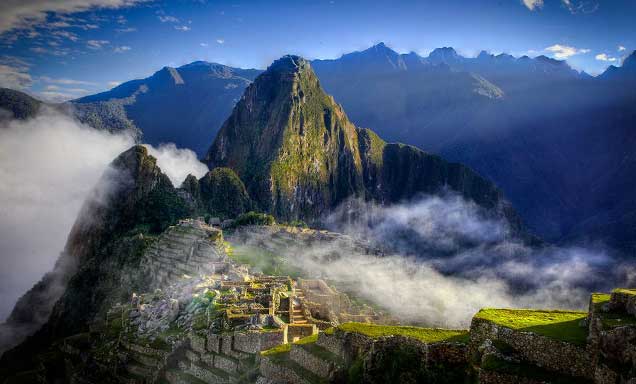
73;62;262;155
312;45;636;252
205;55;522;232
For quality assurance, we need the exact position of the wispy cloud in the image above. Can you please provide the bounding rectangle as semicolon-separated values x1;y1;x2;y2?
174;25;191;32
115;27;136;33
51;30;79;42
562;0;599;14
522;0;543;11
216;38;224;44
114;45;131;53
595;53;617;62
618;46;627;52
545;44;590;59
0;0;149;34
158;15;179;23
107;81;121;87
200;42;208;47
0;56;32;89
86;39;109;49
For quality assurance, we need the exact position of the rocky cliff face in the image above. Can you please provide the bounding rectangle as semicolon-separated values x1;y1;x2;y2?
206;55;521;230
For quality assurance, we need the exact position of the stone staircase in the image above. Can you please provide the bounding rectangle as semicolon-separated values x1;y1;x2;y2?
291;289;308;325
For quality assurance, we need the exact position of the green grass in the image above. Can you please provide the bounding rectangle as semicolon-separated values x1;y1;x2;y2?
475;309;588;345
592;293;611;304
612;288;636;296
261;343;291;357
337;322;469;344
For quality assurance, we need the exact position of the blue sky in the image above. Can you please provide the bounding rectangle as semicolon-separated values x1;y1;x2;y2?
0;0;634;101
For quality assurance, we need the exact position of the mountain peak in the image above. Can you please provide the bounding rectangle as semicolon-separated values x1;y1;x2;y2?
622;50;636;69
428;47;462;65
266;55;310;74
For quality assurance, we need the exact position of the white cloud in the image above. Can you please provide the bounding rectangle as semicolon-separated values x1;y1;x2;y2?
115;27;136;33
86;39;109;49
595;53;617;62
0;56;32;89
174;25;190;31
0;107;135;322
562;0;599;14
545;44;590;59
522;0;543;10
143;143;208;186
216;38;224;44
114;45;131;53
158;15;179;23
0;0;149;34
107;81;121;87
618;46;627;52
200;42;208;47
51;30;79;41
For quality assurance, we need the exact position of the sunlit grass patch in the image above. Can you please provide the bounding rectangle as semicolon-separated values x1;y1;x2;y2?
475;308;588;345
337;322;469;344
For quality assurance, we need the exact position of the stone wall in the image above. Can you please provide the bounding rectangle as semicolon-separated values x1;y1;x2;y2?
469;317;595;380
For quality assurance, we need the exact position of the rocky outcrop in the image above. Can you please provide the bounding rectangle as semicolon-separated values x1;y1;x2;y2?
205;55;523;231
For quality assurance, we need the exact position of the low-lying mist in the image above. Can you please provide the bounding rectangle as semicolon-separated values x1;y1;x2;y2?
238;195;633;328
0;107;208;323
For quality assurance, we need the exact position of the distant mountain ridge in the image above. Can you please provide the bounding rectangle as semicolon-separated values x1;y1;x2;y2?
4;46;636;251
73;62;262;155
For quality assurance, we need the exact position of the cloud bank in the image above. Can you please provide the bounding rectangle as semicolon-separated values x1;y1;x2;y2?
0;107;134;321
0;107;209;322
144;143;208;186
0;0;148;34
235;195;628;328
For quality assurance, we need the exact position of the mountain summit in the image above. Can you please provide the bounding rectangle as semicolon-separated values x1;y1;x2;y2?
205;55;521;228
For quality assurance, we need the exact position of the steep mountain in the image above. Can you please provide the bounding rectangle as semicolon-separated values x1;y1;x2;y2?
205;55;521;231
74;62;262;155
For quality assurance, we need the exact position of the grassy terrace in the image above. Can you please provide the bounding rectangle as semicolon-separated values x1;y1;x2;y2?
474;309;588;345
613;288;636;296
591;291;636;328
335;322;470;344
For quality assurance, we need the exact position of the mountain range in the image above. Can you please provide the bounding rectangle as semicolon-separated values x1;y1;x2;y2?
1;44;635;253
0;56;522;366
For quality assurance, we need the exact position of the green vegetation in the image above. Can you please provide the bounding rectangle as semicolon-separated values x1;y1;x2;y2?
338;322;469;344
260;343;291;357
199;168;252;219
294;333;318;345
475;309;588;345
612;288;636;296
230;212;275;227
